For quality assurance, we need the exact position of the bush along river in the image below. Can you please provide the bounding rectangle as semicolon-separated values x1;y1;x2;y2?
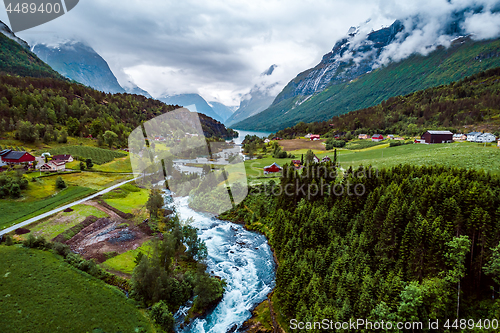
172;196;276;333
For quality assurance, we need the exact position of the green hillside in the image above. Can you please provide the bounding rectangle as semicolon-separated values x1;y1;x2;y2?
234;37;500;131
0;33;64;80
272;67;500;138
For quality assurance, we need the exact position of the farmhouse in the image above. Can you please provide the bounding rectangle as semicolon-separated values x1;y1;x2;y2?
476;133;496;143
264;162;282;174
322;156;331;162
291;159;301;166
453;133;467;141
0;149;35;164
421;131;453;144
358;134;369;140
305;134;312;139
52;154;74;163
310;134;320;141
371;134;384;142
386;134;394;139
467;132;482;142
39;160;66;172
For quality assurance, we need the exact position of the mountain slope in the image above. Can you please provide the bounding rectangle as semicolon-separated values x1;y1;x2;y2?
272;66;500;138
32;41;126;94
234;37;500;131
159;93;223;122
208;101;234;122
0;21;64;79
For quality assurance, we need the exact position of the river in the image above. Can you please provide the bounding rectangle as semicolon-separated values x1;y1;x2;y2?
173;196;276;333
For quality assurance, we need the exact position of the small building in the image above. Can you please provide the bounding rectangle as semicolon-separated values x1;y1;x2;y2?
291;159;301;166
386;134;394;139
0;149;35;164
264;139;271;143
52;154;74;163
467;132;482;142
263;162;282;175
453;133;467;141
310;134;320;141
305;133;312;139
39;160;66;172
358;134;369;140
371;134;384;142
476;133;496;143
312;155;320;163
322;156;331;163
421;130;453;144
498;139;500;148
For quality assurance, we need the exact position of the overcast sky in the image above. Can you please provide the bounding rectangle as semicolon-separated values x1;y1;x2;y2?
1;0;499;106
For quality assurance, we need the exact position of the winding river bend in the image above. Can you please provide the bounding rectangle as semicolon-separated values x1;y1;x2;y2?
173;196;276;333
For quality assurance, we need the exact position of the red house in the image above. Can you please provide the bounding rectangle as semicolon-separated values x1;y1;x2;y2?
371;134;384;142
263;162;282;174
310;134;320;141
0;150;35;164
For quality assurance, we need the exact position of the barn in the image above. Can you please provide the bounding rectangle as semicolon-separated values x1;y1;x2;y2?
371;134;384;142
421;130;453;144
0;150;35;164
263;162;282;174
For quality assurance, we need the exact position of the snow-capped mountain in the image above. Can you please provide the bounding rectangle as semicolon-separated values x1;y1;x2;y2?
225;64;280;127
208;101;235;122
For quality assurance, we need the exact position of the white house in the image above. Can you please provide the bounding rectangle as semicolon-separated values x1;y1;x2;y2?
264;139;271;144
39;160;66;172
305;133;312;139
313;155;320;163
476;133;496;143
467;132;482;142
453;133;467;141
52;154;74;163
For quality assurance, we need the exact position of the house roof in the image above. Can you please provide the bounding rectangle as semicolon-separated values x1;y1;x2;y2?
478;132;495;136
0;149;12;157
427;130;453;135
264;162;282;169
52;154;72;160
2;151;28;160
468;132;482;135
372;134;383;137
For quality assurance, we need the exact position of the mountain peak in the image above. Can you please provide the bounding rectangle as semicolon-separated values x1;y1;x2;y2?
0;20;29;49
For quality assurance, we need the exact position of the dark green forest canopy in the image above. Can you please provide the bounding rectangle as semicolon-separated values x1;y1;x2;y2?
272;67;500;139
222;163;500;330
0;75;236;143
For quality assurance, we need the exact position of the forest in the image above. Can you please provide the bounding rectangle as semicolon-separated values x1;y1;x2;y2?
271;67;500;139
221;163;500;332
0;75;237;147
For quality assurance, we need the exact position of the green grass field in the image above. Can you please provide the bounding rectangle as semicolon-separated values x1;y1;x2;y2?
101;241;153;275
0;246;153;333
105;186;149;214
243;142;500;184
0;186;95;231
27;204;109;241
337;142;500;174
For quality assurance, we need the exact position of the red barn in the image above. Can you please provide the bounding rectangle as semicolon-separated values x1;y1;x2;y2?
421;130;453;144
263;162;282;174
371;134;384;142
0;150;35;164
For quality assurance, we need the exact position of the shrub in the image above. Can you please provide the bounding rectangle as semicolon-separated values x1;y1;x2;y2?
52;242;71;257
55;176;66;189
23;234;51;250
150;301;174;332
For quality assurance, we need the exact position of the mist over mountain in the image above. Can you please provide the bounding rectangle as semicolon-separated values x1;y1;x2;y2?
32;41;127;94
208;101;235;122
225;64;281;127
234;4;500;131
159;93;223;122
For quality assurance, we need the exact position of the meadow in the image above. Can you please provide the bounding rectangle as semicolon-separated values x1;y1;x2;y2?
48;146;127;164
0;246;153;332
0;186;95;230
101;241;153;275
104;184;149;214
